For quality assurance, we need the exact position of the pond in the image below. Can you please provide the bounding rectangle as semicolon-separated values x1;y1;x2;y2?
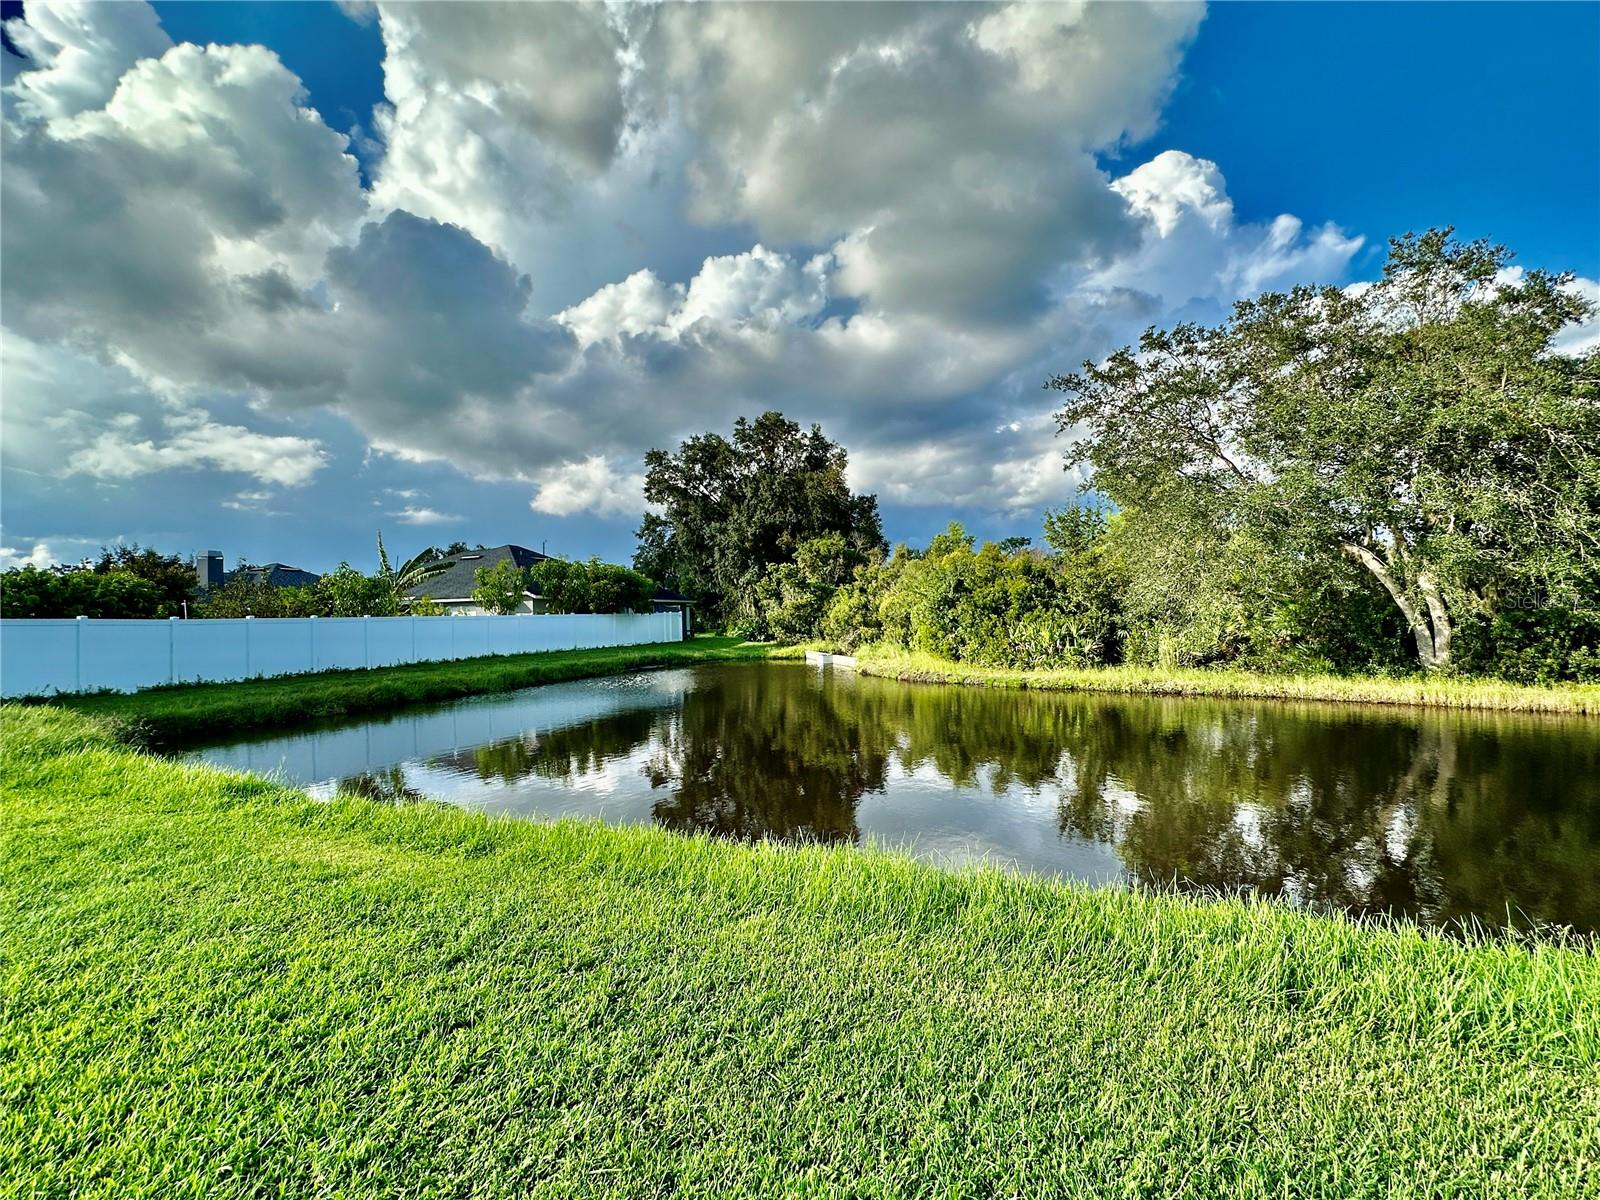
186;661;1600;935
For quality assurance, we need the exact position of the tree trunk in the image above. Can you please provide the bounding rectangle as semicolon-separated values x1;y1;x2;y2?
1340;543;1451;670
1416;572;1453;669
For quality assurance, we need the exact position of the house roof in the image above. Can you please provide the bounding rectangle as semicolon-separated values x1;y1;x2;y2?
651;586;692;605
401;544;549;602
227;563;321;589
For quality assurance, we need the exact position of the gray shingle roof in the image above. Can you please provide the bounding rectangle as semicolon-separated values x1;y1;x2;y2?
400;544;549;602
227;563;321;589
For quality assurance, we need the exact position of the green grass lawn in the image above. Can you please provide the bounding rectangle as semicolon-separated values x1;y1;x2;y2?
853;647;1600;715
48;636;778;747
4;705;1597;1199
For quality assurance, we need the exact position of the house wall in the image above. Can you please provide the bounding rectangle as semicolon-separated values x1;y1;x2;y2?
432;597;551;617
447;598;690;634
0;611;685;697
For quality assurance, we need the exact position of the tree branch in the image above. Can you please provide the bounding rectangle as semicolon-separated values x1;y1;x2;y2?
1341;541;1437;667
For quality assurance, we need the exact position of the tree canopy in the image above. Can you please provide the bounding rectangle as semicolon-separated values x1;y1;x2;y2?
88;544;196;615
0;543;196;619
0;566;165;619
634;411;885;632
472;560;528;615
530;557;654;614
1048;229;1600;672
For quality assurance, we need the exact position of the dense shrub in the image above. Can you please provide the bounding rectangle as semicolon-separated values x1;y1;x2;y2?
896;532;1120;669
821;548;914;651
1454;608;1600;684
0;566;165;618
752;534;864;642
193;580;325;618
814;516;1125;670
530;558;655;614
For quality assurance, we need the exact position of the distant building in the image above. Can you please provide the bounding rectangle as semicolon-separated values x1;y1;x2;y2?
400;543;693;634
195;551;321;592
230;563;322;589
648;586;695;637
196;550;225;592
401;544;551;615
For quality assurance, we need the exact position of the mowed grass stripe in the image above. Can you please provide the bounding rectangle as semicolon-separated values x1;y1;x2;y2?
3;705;1597;1198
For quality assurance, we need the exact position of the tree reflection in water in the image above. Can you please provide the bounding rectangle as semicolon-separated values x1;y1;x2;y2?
449;707;664;786
334;767;428;805
333;663;1600;932
1047;698;1600;930
644;667;894;843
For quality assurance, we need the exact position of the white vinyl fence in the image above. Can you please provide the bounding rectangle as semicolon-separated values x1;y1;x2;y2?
0;611;685;697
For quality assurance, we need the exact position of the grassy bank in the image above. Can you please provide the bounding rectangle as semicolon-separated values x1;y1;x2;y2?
854;646;1600;715
47;636;775;747
4;705;1598;1198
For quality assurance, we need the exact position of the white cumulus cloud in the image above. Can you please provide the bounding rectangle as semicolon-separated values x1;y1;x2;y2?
0;0;1416;529
66;417;328;487
1091;150;1364;313
389;506;463;526
2;0;170;120
0;541;60;570
530;456;646;518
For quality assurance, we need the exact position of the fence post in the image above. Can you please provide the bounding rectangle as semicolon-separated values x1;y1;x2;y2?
244;615;253;679
364;615;371;668
75;615;86;693
169;616;178;685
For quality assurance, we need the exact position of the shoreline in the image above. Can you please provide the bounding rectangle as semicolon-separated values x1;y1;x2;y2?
29;635;1597;755
47;636;776;747
848;648;1600;716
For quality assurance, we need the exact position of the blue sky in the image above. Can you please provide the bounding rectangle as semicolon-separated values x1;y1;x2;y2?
3;1;1596;575
1116;2;1600;278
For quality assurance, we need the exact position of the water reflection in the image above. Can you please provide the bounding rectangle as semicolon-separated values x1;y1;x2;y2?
188;663;1600;933
334;766;428;805
643;668;891;843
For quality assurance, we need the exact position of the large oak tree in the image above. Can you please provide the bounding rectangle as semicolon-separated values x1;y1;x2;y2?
1050;230;1599;671
635;412;885;630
